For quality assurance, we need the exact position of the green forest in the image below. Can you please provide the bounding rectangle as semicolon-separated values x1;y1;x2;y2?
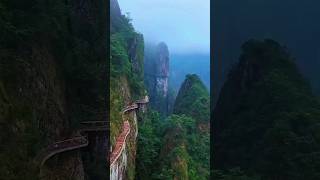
109;0;211;179
136;74;210;180
213;39;320;179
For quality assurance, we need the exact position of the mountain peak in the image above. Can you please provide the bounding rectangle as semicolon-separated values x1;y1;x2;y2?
173;74;209;122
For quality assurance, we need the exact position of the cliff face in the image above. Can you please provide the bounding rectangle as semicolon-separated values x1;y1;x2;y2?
0;44;79;180
145;42;170;115
155;43;170;97
0;0;107;179
110;0;146;179
213;40;320;179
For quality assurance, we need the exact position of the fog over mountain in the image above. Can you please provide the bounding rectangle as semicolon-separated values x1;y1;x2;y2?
118;0;211;96
170;54;210;91
118;0;210;54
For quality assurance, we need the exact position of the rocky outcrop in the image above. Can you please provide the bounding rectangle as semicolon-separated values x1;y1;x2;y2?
155;42;170;97
40;151;85;180
0;0;107;179
0;43;83;179
144;42;170;115
155;43;170;78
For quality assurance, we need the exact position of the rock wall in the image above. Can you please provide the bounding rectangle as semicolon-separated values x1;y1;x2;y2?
0;42;82;179
40;151;85;180
145;42;170;115
0;0;107;179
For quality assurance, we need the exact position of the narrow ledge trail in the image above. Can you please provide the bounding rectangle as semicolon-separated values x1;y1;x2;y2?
35;96;148;169
35;121;108;167
110;96;149;167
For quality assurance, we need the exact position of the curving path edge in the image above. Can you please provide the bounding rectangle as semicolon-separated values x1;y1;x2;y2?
109;96;149;167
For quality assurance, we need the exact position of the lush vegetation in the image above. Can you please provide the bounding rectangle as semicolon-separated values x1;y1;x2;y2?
110;12;145;100
135;110;163;179
174;74;210;123
110;1;146;141
213;39;320;179
111;2;210;179
110;3;147;179
137;74;210;179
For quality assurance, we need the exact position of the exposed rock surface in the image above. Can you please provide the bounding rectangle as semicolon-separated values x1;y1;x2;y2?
155;42;170;78
0;0;107;179
40;151;85;180
144;42;170;115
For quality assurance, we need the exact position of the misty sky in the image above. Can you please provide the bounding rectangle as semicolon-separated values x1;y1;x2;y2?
118;0;210;54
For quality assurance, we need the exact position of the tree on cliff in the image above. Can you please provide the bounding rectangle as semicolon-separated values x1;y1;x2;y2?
213;39;320;179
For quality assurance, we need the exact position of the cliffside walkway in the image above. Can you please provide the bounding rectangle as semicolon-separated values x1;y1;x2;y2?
110;121;130;166
36;96;149;168
36;121;108;167
110;96;149;167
